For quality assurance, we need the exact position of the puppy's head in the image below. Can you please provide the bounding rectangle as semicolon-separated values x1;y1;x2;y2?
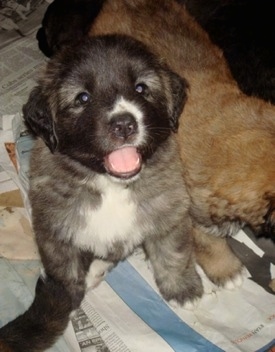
36;0;105;57
24;35;188;180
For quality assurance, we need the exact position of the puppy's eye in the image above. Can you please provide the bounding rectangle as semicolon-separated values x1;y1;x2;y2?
135;83;148;95
75;92;90;106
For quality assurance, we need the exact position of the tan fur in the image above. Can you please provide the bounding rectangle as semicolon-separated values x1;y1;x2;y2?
193;228;243;285
88;0;275;285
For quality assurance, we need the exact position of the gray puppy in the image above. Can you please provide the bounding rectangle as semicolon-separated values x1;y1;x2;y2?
0;34;202;351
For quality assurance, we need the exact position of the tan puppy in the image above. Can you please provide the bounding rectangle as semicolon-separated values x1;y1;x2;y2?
89;0;275;286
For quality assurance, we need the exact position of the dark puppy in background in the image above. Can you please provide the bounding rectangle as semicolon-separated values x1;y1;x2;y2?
36;0;104;57
179;0;275;104
0;34;203;351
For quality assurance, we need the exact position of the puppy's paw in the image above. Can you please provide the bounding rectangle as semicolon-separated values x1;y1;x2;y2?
183;298;200;310
158;269;204;307
202;251;245;289
86;259;114;290
223;271;244;290
169;297;199;311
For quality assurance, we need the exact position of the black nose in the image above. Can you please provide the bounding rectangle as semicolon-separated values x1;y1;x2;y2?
110;113;138;139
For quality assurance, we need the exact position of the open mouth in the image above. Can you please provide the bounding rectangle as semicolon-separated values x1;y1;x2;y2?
104;146;142;179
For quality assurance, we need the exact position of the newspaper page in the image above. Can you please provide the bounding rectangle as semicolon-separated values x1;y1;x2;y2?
0;116;19;193
0;0;50;50
0;34;46;117
0;0;48;202
0;0;49;117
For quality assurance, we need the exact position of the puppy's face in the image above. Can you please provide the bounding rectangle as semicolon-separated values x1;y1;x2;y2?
24;35;188;180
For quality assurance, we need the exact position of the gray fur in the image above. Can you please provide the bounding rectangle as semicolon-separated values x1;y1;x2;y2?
0;34;203;352
28;35;202;304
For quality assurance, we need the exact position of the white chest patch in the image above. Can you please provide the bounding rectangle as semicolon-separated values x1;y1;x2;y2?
75;176;142;257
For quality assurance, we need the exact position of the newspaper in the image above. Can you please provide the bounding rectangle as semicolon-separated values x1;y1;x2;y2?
0;0;47;211
0;116;19;193
0;2;275;352
0;0;50;50
0;0;49;117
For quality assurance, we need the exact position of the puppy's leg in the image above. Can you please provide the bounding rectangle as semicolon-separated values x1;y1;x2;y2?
86;259;114;289
193;226;244;288
0;241;94;352
144;230;203;306
0;275;74;352
37;240;94;308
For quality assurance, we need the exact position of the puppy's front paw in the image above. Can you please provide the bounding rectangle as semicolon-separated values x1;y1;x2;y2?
210;262;246;290
223;271;245;290
158;270;204;307
86;260;114;290
199;259;245;291
169;297;200;311
195;234;245;289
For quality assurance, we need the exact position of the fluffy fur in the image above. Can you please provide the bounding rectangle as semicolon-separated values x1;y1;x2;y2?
0;34;203;351
87;0;275;284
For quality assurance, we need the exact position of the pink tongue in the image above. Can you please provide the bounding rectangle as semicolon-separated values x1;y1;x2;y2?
105;147;141;176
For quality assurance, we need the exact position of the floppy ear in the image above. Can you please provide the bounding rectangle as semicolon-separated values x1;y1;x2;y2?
23;86;57;153
167;71;189;132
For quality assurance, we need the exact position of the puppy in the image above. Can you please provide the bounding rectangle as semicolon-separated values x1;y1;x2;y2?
36;0;104;57
88;0;275;286
0;34;203;351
